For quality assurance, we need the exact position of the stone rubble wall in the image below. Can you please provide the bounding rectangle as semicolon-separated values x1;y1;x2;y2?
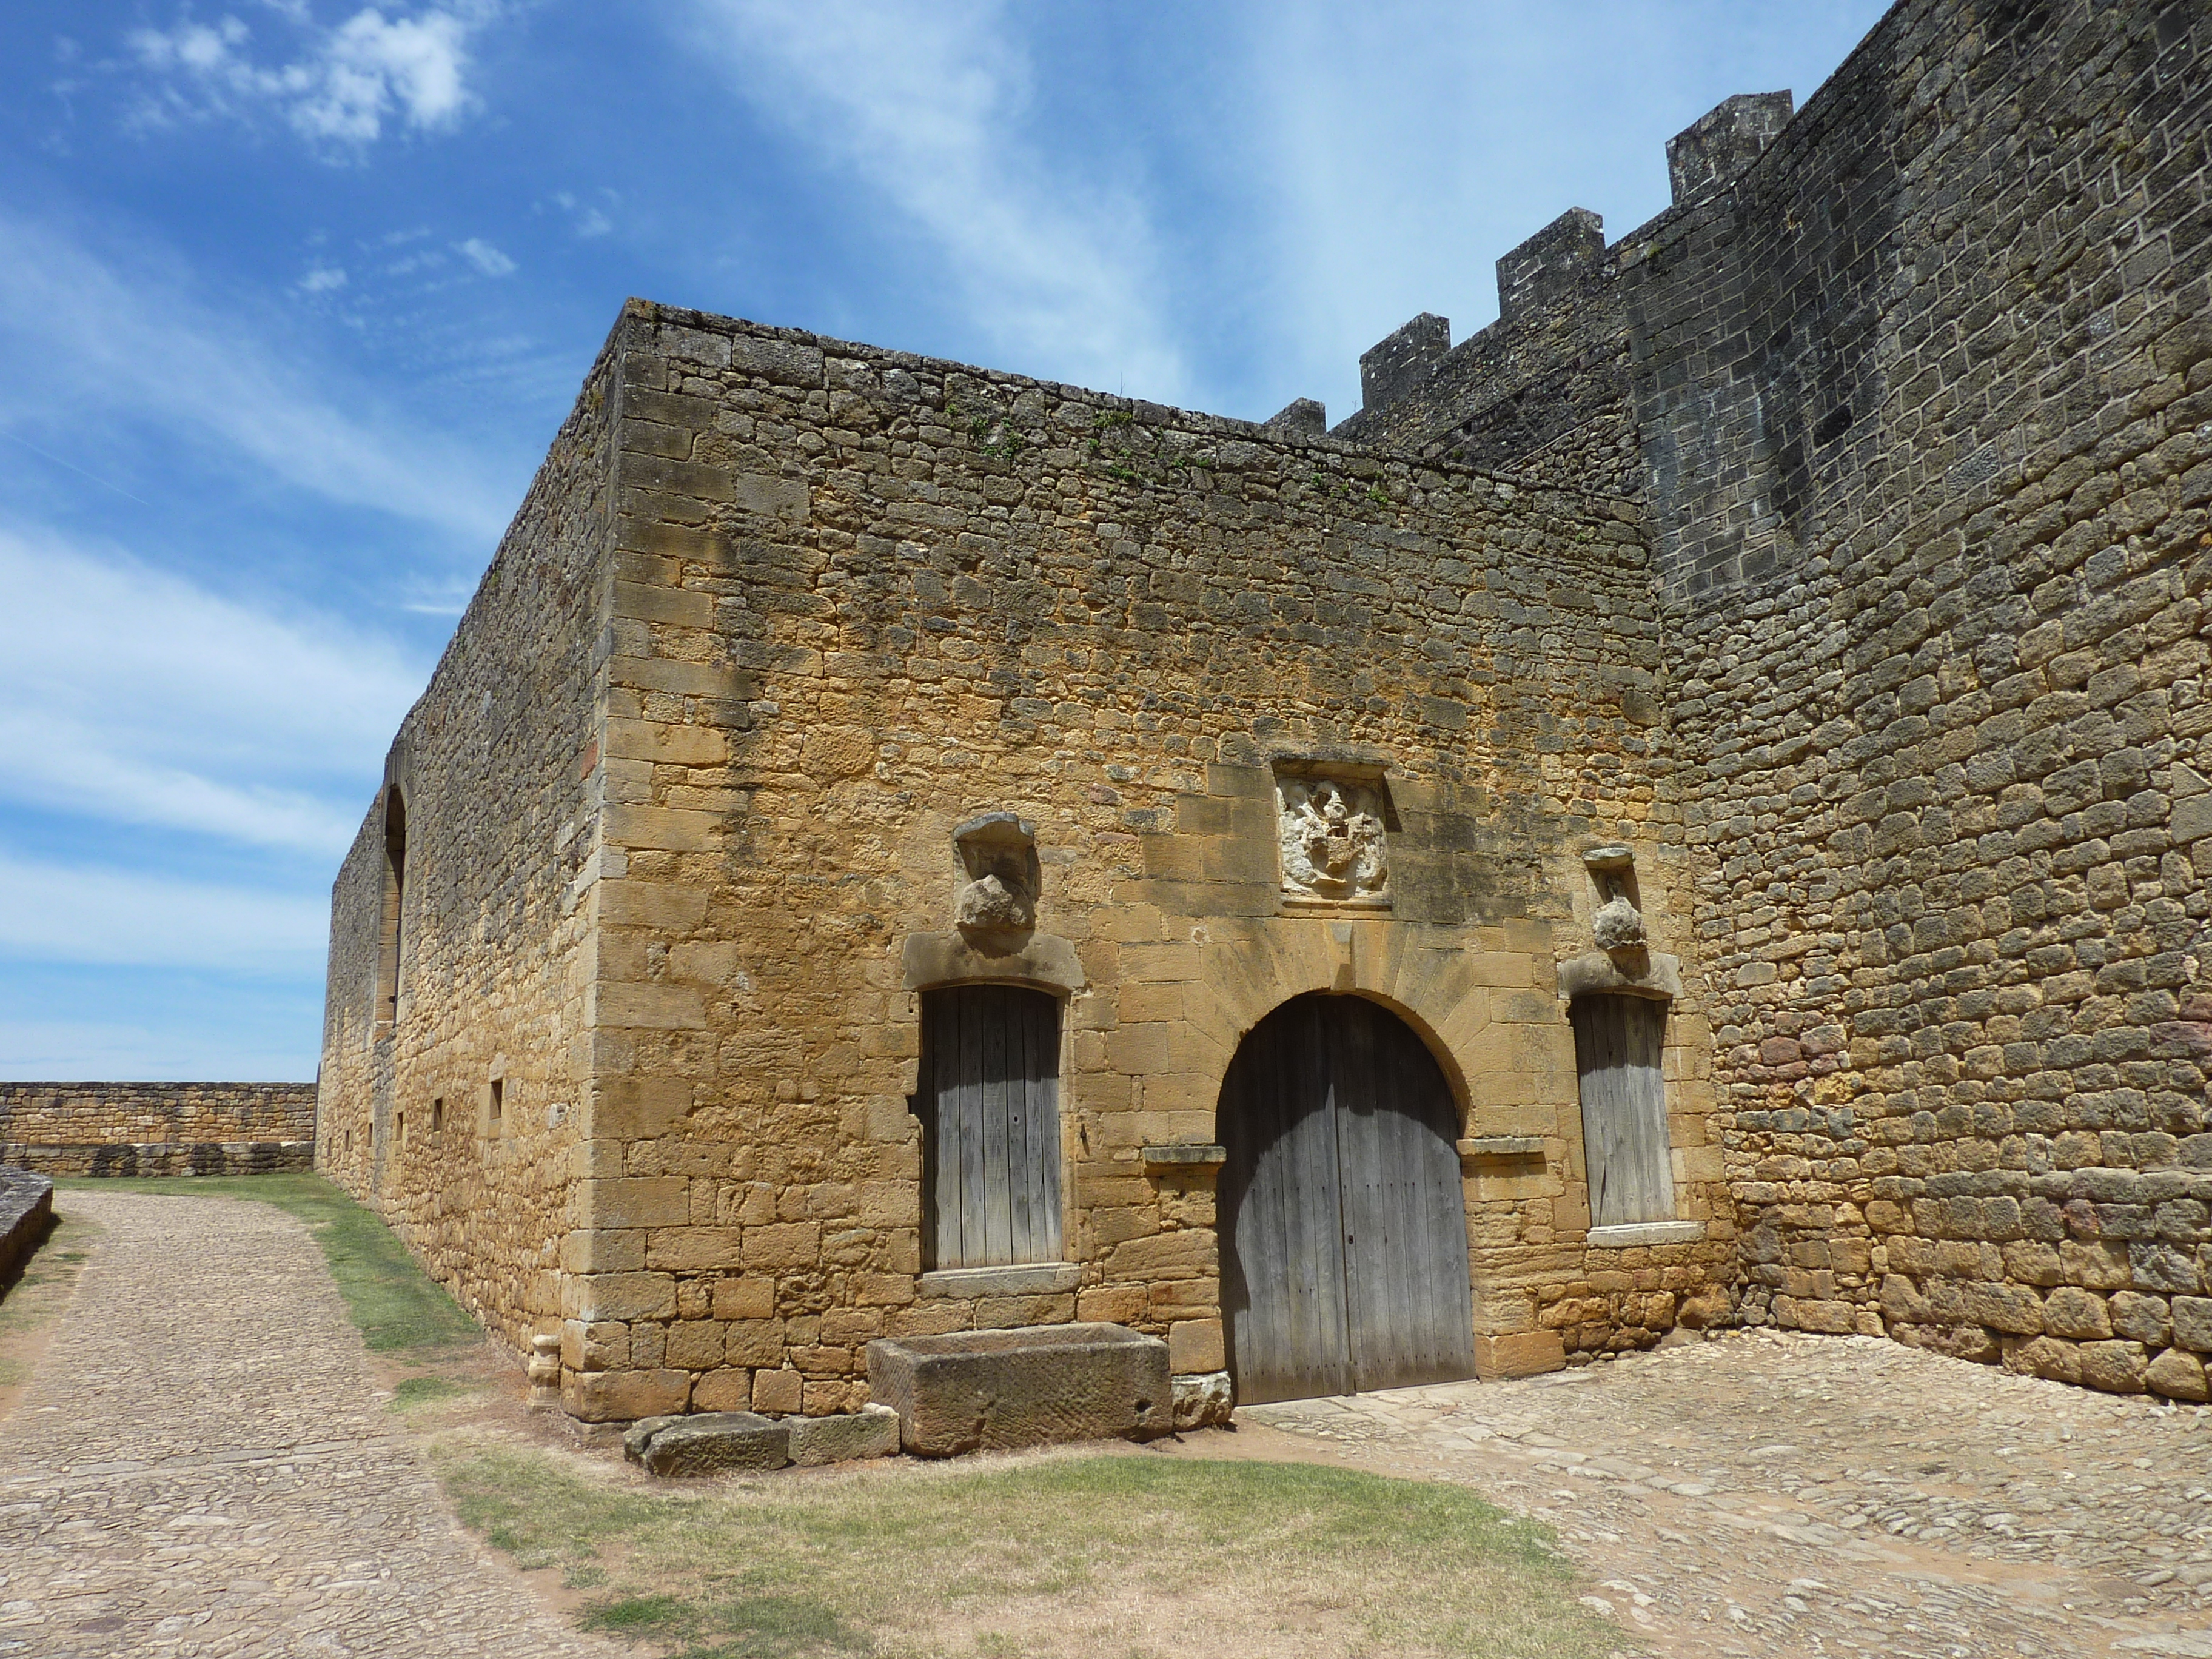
317;332;620;1356
0;1084;315;1176
547;300;1731;1419
1312;0;2212;1403
1634;0;2212;1400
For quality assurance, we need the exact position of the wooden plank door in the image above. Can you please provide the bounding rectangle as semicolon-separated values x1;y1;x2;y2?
1219;994;1475;1404
1570;993;1674;1227
1218;996;1352;1403
1333;997;1477;1392
919;984;1063;1268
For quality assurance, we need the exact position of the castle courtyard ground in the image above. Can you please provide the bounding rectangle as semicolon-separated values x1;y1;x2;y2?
2;1187;2209;1657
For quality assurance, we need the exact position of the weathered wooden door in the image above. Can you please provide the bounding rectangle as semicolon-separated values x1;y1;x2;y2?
917;985;1063;1269
1218;994;1475;1404
1570;993;1674;1227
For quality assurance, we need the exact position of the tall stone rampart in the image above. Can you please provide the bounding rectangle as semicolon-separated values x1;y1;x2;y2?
1325;0;2211;1400
317;330;620;1352
0;1082;315;1176
1637;0;2212;1399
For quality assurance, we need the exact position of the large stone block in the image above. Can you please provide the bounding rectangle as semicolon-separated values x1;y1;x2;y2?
788;1404;902;1466
2147;1347;2210;1403
1473;1330;1566;1377
563;1368;691;1423
626;1411;791;1476
866;1322;1171;1456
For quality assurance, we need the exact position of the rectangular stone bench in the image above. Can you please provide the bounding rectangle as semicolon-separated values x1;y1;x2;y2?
868;1322;1171;1456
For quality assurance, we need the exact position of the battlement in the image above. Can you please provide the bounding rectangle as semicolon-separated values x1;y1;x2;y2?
1496;207;1607;324
1665;90;1792;206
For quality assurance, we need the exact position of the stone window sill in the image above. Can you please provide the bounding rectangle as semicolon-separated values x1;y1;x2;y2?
1586;1220;1706;1248
917;1262;1082;1298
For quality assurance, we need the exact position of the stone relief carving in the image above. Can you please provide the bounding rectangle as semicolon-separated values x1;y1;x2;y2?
1278;775;1389;905
1583;843;1645;956
1559;841;1680;1003
953;812;1039;936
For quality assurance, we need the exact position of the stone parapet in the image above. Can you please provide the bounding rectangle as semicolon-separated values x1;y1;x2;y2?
0;1084;315;1151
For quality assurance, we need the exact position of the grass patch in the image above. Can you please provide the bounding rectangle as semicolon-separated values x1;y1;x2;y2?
389;1375;474;1411
440;1443;1615;1658
56;1173;478;1353
0;1208;99;1395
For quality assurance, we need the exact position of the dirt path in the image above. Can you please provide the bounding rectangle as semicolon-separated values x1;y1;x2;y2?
0;1187;619;1659
1199;1328;2212;1658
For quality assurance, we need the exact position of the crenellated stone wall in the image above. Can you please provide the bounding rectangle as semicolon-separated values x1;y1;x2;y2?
1330;0;2212;1401
318;0;2210;1419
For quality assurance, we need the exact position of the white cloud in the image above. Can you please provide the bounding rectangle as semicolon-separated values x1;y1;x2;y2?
0;853;327;971
300;263;348;292
0;523;423;856
455;235;515;276
126;4;484;148
679;0;1186;401
0;206;512;541
0;1016;317;1082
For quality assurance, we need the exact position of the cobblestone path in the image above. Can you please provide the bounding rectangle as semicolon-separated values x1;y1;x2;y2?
0;1189;615;1659
1240;1327;2212;1659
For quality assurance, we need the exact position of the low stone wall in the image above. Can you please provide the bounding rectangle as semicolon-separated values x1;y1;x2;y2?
0;1084;317;1178
0;1167;54;1283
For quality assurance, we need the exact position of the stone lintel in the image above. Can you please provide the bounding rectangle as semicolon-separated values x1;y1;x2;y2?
1586;1220;1706;1248
901;930;1084;994
1558;950;1682;1002
1456;1135;1545;1159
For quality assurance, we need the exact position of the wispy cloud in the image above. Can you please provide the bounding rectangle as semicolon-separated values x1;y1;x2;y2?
0;852;328;970
455;235;515;275
677;0;1185;401
126;4;487;148
0;523;423;856
0;206;512;541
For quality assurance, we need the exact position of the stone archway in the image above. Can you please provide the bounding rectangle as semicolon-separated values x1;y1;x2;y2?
1216;993;1476;1404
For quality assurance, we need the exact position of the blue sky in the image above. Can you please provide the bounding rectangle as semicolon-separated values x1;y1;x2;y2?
0;1;1888;1081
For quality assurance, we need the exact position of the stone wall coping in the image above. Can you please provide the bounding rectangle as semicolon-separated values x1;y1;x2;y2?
1586;1220;1706;1248
917;1262;1082;1298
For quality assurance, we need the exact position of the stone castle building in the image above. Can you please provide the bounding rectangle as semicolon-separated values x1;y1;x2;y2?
320;0;2212;1421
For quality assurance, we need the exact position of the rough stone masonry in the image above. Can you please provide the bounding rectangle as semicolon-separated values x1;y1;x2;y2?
320;0;2212;1421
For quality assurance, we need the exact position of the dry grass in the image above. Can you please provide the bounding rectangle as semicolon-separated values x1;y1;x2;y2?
437;1436;1620;1659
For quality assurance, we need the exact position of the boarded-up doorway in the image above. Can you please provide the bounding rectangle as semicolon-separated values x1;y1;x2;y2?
1569;993;1674;1227
916;984;1064;1269
1218;993;1475;1405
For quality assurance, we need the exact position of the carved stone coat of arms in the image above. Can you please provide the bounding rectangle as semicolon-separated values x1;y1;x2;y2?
1277;776;1389;903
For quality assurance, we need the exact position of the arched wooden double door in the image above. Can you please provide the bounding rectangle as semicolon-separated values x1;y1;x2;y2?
1218;994;1476;1404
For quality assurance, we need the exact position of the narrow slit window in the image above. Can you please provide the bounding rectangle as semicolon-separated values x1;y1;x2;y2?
1569;993;1676;1227
488;1078;504;1134
397;1110;406;1148
375;789;407;1025
431;1098;444;1133
913;984;1063;1269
